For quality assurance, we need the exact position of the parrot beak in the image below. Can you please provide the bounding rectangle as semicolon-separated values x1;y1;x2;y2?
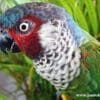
0;30;20;53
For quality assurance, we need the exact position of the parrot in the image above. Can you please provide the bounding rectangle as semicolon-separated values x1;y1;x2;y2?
0;2;100;100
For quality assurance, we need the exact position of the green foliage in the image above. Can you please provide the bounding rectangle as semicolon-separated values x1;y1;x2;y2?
0;52;56;99
0;0;100;100
0;94;7;100
48;0;99;39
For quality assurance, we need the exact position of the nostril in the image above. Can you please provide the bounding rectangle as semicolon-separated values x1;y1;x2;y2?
0;29;4;34
0;30;9;38
0;30;3;33
0;28;7;34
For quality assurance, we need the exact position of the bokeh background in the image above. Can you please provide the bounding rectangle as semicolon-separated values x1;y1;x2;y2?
0;0;99;100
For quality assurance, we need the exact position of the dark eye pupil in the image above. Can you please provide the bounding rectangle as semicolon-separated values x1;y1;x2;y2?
22;25;26;30
0;29;3;33
16;21;35;34
0;30;3;33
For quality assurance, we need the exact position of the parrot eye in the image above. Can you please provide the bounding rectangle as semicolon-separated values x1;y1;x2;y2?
19;22;29;32
16;20;35;34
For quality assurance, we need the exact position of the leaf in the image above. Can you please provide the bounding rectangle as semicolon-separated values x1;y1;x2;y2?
13;0;32;4
6;0;16;8
23;55;32;65
28;66;35;90
73;6;89;32
84;0;98;35
0;94;7;100
58;0;73;16
66;0;75;8
0;0;8;12
96;0;100;32
61;0;89;32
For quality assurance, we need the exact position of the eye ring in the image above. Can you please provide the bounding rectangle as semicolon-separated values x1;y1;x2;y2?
19;22;29;32
16;20;36;34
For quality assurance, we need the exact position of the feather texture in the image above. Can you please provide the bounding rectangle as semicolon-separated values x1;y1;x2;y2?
62;41;100;100
34;19;81;90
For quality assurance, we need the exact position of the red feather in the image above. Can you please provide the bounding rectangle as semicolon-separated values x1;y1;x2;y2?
8;15;43;59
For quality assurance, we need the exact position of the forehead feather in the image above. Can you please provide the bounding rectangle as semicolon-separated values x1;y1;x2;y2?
0;2;66;29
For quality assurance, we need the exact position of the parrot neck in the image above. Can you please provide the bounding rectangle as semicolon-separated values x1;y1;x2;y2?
66;13;90;46
33;19;81;90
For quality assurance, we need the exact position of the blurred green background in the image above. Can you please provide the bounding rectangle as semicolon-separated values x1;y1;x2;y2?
0;0;99;100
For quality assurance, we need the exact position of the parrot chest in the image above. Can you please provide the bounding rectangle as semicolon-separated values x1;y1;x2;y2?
33;20;81;90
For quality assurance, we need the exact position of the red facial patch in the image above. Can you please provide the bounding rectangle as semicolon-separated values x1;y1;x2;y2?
8;15;43;59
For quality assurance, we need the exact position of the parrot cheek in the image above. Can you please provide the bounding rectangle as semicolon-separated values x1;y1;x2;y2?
8;30;42;59
13;39;42;59
18;38;42;59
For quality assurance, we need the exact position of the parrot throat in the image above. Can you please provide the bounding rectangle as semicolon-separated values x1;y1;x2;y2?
33;20;81;90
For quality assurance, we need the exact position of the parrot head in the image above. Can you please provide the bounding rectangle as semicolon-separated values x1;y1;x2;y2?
0;2;67;59
0;2;88;59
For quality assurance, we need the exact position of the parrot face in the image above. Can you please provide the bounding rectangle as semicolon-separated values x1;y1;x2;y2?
0;2;88;90
0;3;67;58
8;15;43;58
0;16;43;58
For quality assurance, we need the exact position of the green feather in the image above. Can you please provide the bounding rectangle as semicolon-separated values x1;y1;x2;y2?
62;40;100;100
